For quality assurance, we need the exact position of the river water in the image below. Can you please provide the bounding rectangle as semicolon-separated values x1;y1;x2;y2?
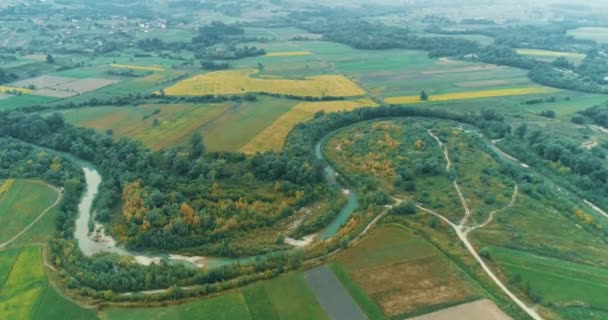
65;138;359;268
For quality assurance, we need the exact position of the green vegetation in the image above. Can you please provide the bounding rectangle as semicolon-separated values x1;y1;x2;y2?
0;180;59;244
102;271;329;320
487;246;608;308
103;293;251;320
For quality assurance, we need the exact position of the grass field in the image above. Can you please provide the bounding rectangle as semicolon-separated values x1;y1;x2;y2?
102;271;329;320
240;97;378;153
0;180;59;244
567;27;608;44
163;69;366;98
63;96;299;152
335;226;482;318
487;246;608;308
385;87;558;104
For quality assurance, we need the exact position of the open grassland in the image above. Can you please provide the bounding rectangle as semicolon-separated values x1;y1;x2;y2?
241;97;378;153
567;27;608;44
102;271;329;320
110;64;165;72
335;226;482;318
266;51;312;57
385;87;558;104
63;97;298;152
516;49;586;59
0;180;59;244
163;69;366;98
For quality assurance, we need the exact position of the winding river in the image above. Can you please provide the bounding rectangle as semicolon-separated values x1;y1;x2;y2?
63;138;359;269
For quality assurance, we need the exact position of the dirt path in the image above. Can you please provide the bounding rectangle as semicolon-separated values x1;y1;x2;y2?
0;183;62;249
424;128;542;320
428;129;452;172
584;199;608;219
466;186;518;235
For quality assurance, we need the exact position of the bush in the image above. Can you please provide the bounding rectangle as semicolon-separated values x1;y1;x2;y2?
390;201;417;215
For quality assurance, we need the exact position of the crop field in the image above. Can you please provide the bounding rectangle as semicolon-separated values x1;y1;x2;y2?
335;226;482;318
409;299;511;320
162;69;366;97
515;48;586;59
567;27;608;43
102;271;329;320
240;97;378;153
63;96;298;152
9;75;120;98
110;64;165;72
0;85;32;94
486;246;608;309
385;87;558;104
304;266;367;320
0;180;59;244
0;246;98;320
0;94;56;110
266;51;312;57
232;40;544;98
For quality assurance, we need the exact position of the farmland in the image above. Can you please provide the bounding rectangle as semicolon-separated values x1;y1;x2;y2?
101;272;331;320
162;69;366;98
2;0;608;319
62;96;299;152
0;246;98;320
567;27;608;44
385;87;558;104
334;226;484;318
240;97;378;153
0;180;60;245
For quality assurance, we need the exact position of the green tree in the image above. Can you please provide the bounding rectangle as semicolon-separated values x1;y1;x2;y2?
420;90;429;101
189;132;205;158
46;54;55;64
515;123;527;139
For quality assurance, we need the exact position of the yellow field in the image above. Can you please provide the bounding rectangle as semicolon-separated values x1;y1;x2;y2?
240;98;378;153
384;87;558;104
0;179;15;196
110;64;165;72
265;51;312;57
515;49;585;59
0;86;31;94
162;69;366;98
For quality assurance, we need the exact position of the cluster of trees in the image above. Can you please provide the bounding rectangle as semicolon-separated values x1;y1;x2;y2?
0;111;324;255
195;46;265;61
0;138;82;187
572;103;608;127
319;21;479;57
